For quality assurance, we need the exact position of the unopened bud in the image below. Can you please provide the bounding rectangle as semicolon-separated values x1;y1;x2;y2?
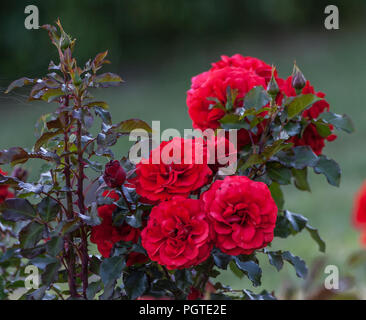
292;65;306;94
103;160;126;188
12;167;29;182
267;72;280;97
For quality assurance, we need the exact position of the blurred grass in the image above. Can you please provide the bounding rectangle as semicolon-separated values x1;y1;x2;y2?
1;24;366;297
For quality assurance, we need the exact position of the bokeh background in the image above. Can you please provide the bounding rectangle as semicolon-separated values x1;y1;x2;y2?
1;0;366;298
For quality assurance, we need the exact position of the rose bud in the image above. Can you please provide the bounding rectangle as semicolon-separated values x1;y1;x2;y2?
267;69;279;97
292;64;306;93
103;160;126;188
12;167;29;182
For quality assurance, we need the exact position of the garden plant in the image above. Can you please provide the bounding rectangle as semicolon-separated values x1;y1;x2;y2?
0;20;354;300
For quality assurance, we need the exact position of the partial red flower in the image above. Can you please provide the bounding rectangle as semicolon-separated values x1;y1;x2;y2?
133;137;212;202
202;176;277;255
141;196;212;270
280;76;337;155
187;66;266;131
0;168;14;204
352;181;366;248
90;190;148;264
353;181;366;228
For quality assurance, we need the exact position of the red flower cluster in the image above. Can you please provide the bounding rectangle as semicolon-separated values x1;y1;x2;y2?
353;181;366;247
140;175;277;268
186;54;336;155
90;190;148;266
0;169;14;204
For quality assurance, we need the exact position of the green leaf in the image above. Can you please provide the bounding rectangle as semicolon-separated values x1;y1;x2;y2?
242;289;276;300
2;198;36;221
61;219;80;236
212;248;232;270
19;222;44;249
27;286;47;300
37;197;60;222
274;146;318;170
244;86;271;110
41;89;65;103
94;107;112;125
111;119;152;135
284;210;308;232
267;164;292;185
314;155;341;187
306;225;326;253
100;256;124;285
266;250;284;272
5;77;37;94
41;261;61;286
46;237;64;257
85;101;109;110
0;147;29;165
175;269;193;292
234;257;262;287
286;94;321;119
269;182;284;210
282;251;308;279
34;130;62;152
86;280;102;300
314;120;332;138
292;168;311;191
94;72;123;88
320;112;355;133
124;271;148;300
31;256;58;269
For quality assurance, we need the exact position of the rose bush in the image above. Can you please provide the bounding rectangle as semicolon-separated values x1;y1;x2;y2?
0;24;354;300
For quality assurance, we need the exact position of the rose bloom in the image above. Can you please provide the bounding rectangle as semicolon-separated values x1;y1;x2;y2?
0;168;14;203
187;66;266;131
280;76;337;155
91;190;148;265
133;137;212;202
141;196;212;270
353;181;366;247
202;176;277;255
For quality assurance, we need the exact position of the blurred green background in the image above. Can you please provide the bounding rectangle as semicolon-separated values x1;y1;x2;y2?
1;0;366;298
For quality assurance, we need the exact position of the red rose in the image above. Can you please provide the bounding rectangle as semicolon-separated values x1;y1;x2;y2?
280;76;337;155
133;137;212;202
103;160;126;188
141;196;213;269
187;66;266;131
202;176;277;255
0;168;14;204
90;190;146;262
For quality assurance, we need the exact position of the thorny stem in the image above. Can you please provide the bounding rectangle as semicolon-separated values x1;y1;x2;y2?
75;100;89;299
62;95;78;298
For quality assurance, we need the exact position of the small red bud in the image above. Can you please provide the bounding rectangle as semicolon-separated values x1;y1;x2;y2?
103;160;126;188
12;167;29;182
